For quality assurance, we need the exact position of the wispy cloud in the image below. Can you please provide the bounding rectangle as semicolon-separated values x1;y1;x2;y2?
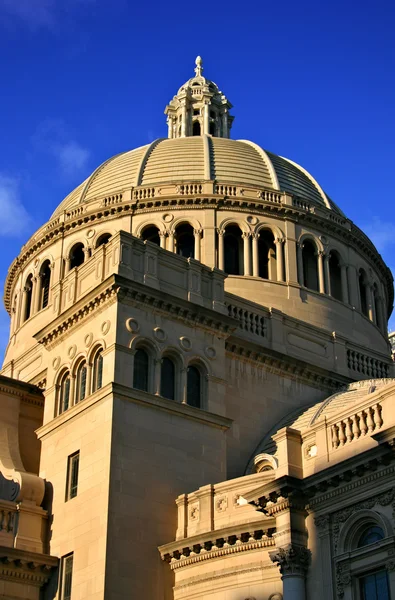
361;217;395;254
0;176;32;237
33;119;90;178
0;0;95;31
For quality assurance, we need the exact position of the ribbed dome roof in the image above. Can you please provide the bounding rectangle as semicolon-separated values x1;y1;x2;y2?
52;137;343;218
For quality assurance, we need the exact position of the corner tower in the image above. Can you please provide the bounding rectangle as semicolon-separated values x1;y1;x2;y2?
165;56;234;138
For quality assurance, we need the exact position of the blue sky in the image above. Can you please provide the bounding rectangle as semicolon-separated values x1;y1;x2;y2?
0;0;394;359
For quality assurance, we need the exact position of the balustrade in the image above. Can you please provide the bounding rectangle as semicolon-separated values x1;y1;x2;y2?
331;403;383;449
227;303;266;337
134;187;155;200
214;184;237;196
347;349;389;378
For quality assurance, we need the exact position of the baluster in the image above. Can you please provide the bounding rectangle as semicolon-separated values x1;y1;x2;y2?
347;350;352;369
366;407;375;433
0;509;4;531
351;414;360;439
359;412;368;436
338;421;346;446
332;425;339;449
345;418;353;443
373;404;383;429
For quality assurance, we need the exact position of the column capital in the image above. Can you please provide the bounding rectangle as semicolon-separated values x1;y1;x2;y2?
194;228;203;236
275;237;285;245
216;228;225;237
269;544;311;578
251;232;260;240
241;231;251;239
316;250;325;258
296;241;304;250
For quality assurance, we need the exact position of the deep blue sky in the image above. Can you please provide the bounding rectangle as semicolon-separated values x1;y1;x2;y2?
0;0;394;358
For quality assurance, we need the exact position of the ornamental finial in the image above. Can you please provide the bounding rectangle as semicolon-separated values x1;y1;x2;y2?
194;56;203;77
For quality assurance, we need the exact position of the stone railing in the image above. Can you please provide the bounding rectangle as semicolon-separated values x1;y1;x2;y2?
227;302;267;338
178;183;203;195
0;502;17;547
65;206;86;220
102;193;123;207
133;187;155;200
347;349;389;378
257;190;283;203
331;403;383;449
214;184;237;196
292;197;312;211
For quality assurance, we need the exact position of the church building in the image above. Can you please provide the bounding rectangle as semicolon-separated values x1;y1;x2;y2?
0;57;394;600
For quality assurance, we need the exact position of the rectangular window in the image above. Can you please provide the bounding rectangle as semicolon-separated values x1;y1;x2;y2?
60;553;73;600
66;452;80;501
360;570;390;600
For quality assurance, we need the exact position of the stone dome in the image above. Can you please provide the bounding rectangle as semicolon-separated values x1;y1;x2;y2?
52;137;343;218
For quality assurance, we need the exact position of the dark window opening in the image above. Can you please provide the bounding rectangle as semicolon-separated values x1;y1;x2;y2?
161;357;175;400
69;243;85;270
329;252;343;301
96;233;112;248
193;109;200;116
75;362;87;403
176;223;194;258
360;570;389;600
187;366;201;408
23;274;33;322
224;225;243;275
210;111;216;119
302;240;319;291
142;225;160;246
192;121;201;136
60;553;74;600
59;372;71;414
40;261;51;309
359;269;368;317
133;349;149;392
358;525;385;548
66;452;80;501
209;122;215;136
92;349;103;392
258;230;276;280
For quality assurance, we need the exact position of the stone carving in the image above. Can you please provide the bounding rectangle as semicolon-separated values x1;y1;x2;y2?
84;333;93;347
179;336;192;351
153;327;167;342
67;344;77;359
314;514;330;529
215;496;228;512
126;317;139;333
101;320;110;335
269;544;311;576
336;562;351;598
204;346;216;359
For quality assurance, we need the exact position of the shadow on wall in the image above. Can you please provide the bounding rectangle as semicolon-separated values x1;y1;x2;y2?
42;480;59;599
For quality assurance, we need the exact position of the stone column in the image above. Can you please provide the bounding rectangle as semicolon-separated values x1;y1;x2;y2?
222;110;228;138
324;253;331;295
270;545;311;600
20;285;31;323
65;257;71;273
181;368;187;404
167;231;175;253
347;264;360;310
83;247;91;261
159;232;167;249
252;233;259;277
317;251;325;294
242;232;251;276
366;283;374;322
167;117;173;139
315;515;334;600
33;275;42;313
297;243;304;286
275;238;285;282
154;359;162;396
204;102;209;135
217;229;225;271
194;229;202;262
340;263;349;304
181;102;187;137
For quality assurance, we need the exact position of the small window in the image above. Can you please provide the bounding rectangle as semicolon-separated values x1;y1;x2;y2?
75;361;87;403
60;553;74;600
193;109;200;116
133;348;149;392
92;349;103;393
187;365;201;408
40;260;51;309
96;233;112;248
58;371;71;415
192;121;201;136
66;452;80;501
360;570;390;600
69;243;85;270
141;225;160;246
161;357;175;400
23;274;33;322
358;525;385;548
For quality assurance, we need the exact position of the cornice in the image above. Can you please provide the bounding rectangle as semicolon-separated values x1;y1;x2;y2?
4;187;392;314
0;546;58;587
174;561;276;591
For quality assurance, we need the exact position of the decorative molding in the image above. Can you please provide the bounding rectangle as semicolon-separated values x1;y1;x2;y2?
269;544;311;577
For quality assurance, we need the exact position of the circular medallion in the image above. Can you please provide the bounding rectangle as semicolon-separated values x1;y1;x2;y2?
179;336;192;351
246;215;258;225
87;229;95;239
204;346;217;359
153;327;167;342
68;345;77;359
101;320;110;335
126;318;140;333
52;357;61;370
162;213;173;223
84;333;93;347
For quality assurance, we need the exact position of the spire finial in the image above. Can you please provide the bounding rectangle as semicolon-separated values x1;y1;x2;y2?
194;56;203;77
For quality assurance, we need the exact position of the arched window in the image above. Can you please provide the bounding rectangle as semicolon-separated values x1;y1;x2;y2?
373;284;381;328
96;233;112;248
58;371;71;415
69;243;85;270
302;240;319;291
75;361;87;404
329;251;343;301
175;224;194;258
133;348;149;392
141;225;160;246
209;122;215;136
224;225;243;275
23;274;33;322
359;269;369;317
187;365;202;408
192;121;201;136
160;357;175;400
92;348;103;393
358;525;385;548
258;230;276;280
39;260;51;310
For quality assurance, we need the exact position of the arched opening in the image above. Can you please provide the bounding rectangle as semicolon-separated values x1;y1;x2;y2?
58;371;71;415
187;365;202;408
209;122;215;136
23;274;33;322
258;230;276;280
224;225;243;275
96;233;112;248
372;284;382;328
39;260;51;310
69;243;85;270
133;348;149;392
175;223;194;258
141;225;160;246
359;269;369;317
302;240;319;291
92;348;103;393
160;357;175;400
329;251;343;301
75;361;87;404
192;121;201;136
358;525;385;548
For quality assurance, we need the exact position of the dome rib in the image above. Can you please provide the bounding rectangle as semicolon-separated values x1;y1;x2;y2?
282;156;332;210
135;139;165;187
79;153;124;205
239;140;280;190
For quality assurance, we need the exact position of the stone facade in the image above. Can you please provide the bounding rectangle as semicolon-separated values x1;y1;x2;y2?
0;58;394;599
